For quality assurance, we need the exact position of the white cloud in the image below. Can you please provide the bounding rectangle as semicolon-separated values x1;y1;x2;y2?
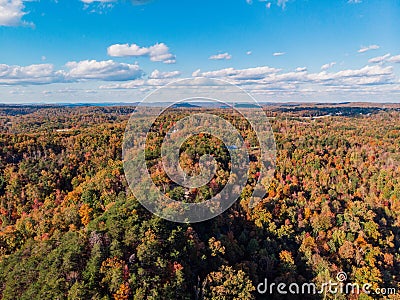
99;80;145;89
358;44;380;53
194;66;280;80
0;60;145;85
107;43;176;64
65;60;143;81
81;0;116;13
273;52;285;56
0;0;28;26
99;78;175;90
321;62;336;70
309;65;394;86
368;53;391;64
246;0;284;9
163;59;176;64
277;0;289;9
246;51;252;55
364;53;400;64
193;64;395;90
348;0;362;3
388;54;400;63
0;63;65;85
209;52;232;60
295;67;307;72
149;69;181;79
2;51;399;103
192;69;201;77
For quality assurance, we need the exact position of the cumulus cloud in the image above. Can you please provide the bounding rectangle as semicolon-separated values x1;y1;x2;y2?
388;54;400;63
0;0;29;26
365;53;400;64
99;80;145;89
65;60;143;81
368;53;391;64
2;59;397;96
100;77;238;91
209;52;232;60
193;66;280;80
2;51;399;103
309;65;394;86
0;60;144;85
99;78;175;90
295;67;307;72
193;64;395;89
358;44;380;53
148;69;181;79
0;64;65;85
273;52;285;56
246;51;252;55
107;43;176;64
321;62;336;70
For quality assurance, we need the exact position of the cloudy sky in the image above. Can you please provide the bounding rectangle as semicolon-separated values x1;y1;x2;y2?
0;0;399;103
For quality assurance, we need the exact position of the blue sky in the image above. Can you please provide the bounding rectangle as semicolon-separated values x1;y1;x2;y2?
0;0;399;103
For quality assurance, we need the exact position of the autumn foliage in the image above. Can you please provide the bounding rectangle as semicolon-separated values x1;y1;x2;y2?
0;104;399;299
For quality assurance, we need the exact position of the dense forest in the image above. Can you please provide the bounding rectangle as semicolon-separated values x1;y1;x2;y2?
0;104;399;299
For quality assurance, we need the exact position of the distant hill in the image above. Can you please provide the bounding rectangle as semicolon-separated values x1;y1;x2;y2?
172;102;201;108
234;103;261;108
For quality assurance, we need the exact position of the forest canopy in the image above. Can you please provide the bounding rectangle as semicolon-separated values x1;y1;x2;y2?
0;104;399;300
